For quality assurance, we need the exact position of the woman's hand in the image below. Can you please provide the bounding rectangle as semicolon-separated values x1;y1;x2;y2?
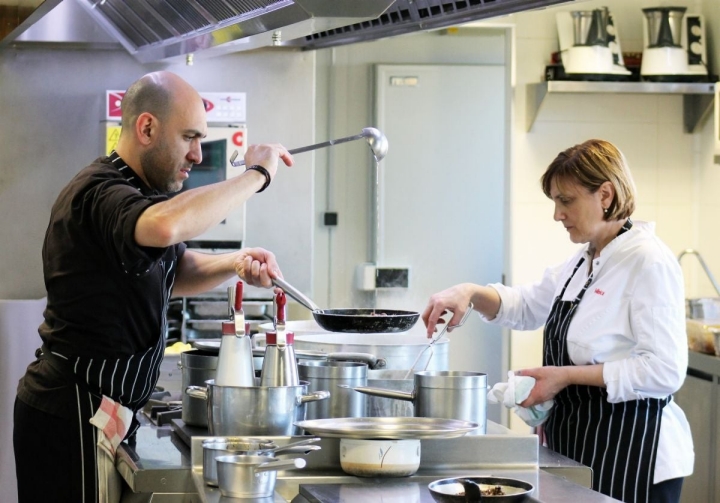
234;248;282;288
421;284;475;338
516;366;569;407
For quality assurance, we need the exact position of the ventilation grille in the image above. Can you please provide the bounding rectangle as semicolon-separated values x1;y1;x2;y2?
88;0;287;49
294;0;575;49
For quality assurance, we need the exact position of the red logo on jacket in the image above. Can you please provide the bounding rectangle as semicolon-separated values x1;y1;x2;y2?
594;288;605;296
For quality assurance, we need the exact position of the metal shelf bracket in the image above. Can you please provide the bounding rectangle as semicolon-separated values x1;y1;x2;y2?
526;81;716;133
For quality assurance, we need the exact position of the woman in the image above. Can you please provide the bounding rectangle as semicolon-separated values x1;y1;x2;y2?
422;139;693;503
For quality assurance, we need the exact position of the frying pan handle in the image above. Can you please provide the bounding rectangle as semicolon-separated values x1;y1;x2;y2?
272;277;322;312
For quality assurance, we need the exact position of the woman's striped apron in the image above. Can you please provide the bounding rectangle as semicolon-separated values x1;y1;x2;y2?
543;254;669;503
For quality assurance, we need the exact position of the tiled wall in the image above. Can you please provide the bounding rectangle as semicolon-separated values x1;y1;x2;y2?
502;0;711;431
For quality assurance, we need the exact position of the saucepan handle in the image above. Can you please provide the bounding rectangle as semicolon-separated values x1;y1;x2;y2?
351;386;415;402
254;457;307;474
297;390;330;405
185;386;208;401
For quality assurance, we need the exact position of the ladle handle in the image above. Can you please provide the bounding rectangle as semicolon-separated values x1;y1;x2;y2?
230;133;365;167
272;277;322;312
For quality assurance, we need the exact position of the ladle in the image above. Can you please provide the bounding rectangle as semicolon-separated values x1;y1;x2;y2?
229;127;389;166
403;303;474;379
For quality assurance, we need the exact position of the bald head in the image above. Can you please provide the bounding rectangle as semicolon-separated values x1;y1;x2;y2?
120;71;201;130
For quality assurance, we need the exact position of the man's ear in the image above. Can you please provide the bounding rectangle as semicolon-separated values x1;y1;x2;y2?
135;112;156;146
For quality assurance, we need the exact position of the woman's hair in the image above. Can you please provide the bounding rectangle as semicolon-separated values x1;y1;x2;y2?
541;139;636;220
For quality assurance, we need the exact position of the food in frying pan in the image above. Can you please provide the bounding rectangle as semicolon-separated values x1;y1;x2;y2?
459;485;505;496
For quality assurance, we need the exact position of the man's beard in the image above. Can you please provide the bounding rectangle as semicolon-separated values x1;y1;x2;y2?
140;139;185;194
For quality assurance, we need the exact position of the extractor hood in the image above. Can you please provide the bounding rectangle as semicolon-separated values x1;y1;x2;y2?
3;0;577;62
283;0;577;50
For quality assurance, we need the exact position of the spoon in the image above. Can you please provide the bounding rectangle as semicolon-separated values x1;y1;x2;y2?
403;303;474;379
229;127;389;166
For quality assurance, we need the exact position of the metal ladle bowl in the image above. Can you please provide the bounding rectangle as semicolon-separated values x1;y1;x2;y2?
229;127;389;167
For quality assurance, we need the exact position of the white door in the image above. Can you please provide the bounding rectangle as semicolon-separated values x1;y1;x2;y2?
374;64;507;418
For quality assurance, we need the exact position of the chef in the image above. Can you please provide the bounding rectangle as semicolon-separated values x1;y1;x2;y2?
422;139;693;503
13;71;293;503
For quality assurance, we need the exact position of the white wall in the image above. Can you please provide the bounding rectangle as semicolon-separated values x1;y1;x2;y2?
498;0;713;431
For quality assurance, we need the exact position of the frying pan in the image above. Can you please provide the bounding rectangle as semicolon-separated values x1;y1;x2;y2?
272;277;419;333
428;476;534;503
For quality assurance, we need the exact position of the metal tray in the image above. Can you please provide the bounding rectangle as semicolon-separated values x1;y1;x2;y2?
294;417;478;439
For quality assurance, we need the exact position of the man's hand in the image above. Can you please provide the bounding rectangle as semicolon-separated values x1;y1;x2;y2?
234;248;282;288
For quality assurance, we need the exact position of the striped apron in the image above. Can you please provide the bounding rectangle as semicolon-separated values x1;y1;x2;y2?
543;256;669;503
39;257;176;502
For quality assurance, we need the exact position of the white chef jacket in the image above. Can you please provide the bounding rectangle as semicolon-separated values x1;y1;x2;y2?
486;220;694;483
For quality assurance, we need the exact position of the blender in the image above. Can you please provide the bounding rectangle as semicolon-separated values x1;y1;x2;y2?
556;7;631;80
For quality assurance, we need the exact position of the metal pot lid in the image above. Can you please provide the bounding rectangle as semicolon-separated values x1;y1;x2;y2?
294;417;478;439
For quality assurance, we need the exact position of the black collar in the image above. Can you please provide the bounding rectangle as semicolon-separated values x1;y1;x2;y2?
107;151;159;196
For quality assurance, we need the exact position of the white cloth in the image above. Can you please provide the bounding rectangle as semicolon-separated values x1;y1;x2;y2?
487;371;554;427
483;221;694;483
89;396;133;503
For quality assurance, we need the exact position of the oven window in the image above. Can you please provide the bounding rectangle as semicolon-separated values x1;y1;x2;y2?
181;138;227;192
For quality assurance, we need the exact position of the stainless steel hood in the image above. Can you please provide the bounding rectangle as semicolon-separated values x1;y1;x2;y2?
4;0;397;62
283;0;578;50
3;0;577;61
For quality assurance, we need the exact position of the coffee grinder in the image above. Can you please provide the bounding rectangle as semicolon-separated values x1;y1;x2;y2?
556;7;631;80
640;7;708;82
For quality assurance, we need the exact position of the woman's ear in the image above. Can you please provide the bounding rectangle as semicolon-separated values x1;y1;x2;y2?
599;181;615;211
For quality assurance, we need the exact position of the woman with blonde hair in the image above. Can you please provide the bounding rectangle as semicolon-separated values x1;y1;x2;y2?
423;139;693;503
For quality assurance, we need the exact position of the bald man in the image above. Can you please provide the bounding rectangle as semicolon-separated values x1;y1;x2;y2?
13;71;293;503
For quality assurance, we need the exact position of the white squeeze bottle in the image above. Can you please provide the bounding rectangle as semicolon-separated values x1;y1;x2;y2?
214;281;255;387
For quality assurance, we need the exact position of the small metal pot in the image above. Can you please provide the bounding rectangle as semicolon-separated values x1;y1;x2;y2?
215;454;306;498
201;437;275;486
353;371;487;434
186;379;330;436
202;437;320;486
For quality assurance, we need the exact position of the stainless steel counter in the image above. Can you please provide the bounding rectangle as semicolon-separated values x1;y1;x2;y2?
116;417;610;502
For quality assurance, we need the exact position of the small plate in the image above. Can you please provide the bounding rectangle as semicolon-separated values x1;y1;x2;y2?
295;417;478;439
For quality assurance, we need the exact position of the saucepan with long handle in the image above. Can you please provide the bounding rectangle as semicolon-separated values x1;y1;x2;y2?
272;277;419;333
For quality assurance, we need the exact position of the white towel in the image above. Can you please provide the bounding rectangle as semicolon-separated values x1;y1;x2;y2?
89;396;133;503
487;371;554;427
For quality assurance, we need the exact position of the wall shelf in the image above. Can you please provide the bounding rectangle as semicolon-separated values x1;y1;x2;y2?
526;80;716;133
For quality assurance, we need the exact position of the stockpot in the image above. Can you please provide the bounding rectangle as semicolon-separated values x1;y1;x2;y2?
298;361;368;419
353;371;487;434
185;379;329;436
293;333;449;371
178;349;217;427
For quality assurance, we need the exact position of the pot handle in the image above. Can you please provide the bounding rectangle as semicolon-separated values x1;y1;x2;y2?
185;386;209;401
297;390;330;405
326;352;387;369
351;385;414;402
255;457;307;474
272;444;322;455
